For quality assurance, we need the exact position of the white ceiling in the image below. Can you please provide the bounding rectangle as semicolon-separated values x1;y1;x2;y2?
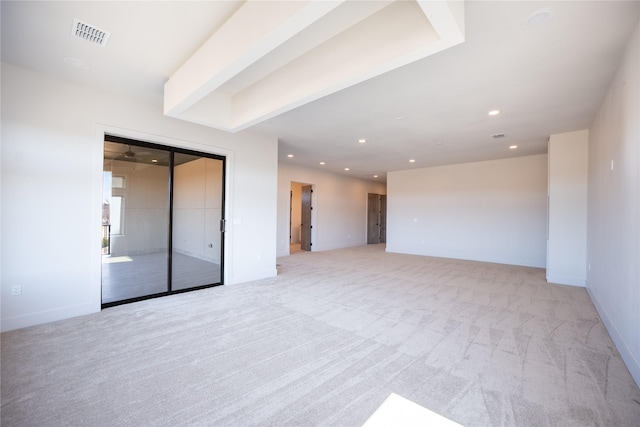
2;1;639;183
164;1;465;132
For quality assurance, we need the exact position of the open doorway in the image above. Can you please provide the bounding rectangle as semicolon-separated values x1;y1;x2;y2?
290;182;313;253
367;193;387;244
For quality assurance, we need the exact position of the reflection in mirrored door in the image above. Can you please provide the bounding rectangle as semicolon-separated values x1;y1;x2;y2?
102;141;170;303
101;136;224;307
172;153;223;290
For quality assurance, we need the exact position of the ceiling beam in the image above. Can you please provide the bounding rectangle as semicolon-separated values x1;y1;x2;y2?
164;0;465;133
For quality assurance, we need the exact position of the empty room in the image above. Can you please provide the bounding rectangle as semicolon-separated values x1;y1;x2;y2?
2;1;639;426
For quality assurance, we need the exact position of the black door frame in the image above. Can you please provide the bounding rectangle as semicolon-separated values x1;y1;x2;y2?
102;134;226;308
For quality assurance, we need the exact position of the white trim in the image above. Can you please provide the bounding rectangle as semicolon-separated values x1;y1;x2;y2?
545;274;586;287
587;284;640;387
228;268;278;286
1;302;96;332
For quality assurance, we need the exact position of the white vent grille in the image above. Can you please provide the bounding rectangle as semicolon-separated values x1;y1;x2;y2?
71;18;111;47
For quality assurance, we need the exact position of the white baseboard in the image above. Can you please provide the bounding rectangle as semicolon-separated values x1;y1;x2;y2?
228;268;277;285
586;284;640;388
546;274;586;287
312;242;367;252
1;302;98;332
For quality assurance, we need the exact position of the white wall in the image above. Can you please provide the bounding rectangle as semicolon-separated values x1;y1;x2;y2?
587;20;640;385
387;155;548;267
277;163;386;257
1;62;278;331
546;130;588;286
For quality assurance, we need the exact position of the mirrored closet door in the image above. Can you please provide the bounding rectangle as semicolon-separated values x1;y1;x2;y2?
101;136;225;307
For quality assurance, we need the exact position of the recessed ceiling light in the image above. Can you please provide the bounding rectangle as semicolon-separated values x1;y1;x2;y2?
373;175;379;178
63;57;90;69
509;145;518;149
344;167;350;171
525;9;553;27
358;139;366;144
409;159;416;163
151;159;158;163
319;161;325;165
287;154;294;158
488;110;500;116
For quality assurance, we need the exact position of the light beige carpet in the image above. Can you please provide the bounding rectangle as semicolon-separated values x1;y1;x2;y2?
2;244;639;426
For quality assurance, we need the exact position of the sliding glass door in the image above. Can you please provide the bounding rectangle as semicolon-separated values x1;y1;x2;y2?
101;136;224;307
172;153;223;290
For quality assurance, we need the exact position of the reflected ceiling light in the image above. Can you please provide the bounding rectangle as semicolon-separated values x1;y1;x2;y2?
63;57;90;69
344;167;350;171
151;159;158;163
373;175;379;178
319;161;325;165
358;139;366;144
488;109;500;116
525;9;553;27
509;145;518;149
409;159;416;163
287;154;294;158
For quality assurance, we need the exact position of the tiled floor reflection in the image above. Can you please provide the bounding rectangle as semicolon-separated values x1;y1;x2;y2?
102;251;220;303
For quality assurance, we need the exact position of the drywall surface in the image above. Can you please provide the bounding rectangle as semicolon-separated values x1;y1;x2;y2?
1;62;278;331
387;155;548;267
587;20;640;386
547;130;588;286
277;163;386;257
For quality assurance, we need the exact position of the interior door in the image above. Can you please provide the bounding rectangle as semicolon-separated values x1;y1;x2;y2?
301;185;312;251
379;195;387;243
172;153;224;291
367;193;380;244
102;141;171;304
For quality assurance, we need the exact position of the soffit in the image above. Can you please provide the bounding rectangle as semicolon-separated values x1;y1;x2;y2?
164;0;465;132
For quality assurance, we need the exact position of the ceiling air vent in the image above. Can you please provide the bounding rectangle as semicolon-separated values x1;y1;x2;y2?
492;133;506;139
71;18;111;47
